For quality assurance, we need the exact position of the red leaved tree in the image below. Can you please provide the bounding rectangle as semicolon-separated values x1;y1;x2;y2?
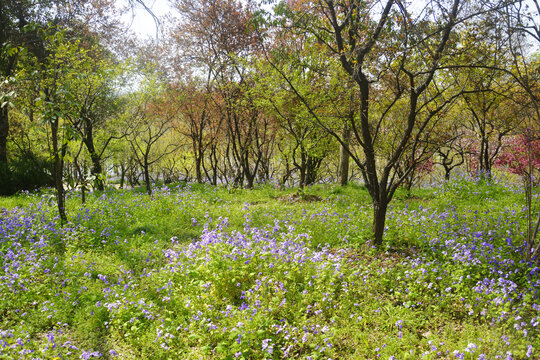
495;132;540;181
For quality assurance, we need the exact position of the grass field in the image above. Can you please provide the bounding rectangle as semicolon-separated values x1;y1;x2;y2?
0;177;539;359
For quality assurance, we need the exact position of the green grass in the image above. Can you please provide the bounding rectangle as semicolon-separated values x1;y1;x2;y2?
0;179;538;359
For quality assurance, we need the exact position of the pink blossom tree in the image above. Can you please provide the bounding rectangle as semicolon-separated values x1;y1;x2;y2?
496;129;540;262
495;132;540;182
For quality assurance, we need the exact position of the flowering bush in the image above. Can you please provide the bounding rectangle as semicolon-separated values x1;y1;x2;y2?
495;133;540;181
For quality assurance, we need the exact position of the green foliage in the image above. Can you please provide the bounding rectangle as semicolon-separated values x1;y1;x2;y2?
0;161;12;195
0;156;53;195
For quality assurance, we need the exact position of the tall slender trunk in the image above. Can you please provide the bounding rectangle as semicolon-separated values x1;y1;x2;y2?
0;106;8;163
83;119;104;190
478;133;491;180
119;163;125;189
483;142;491;180
357;74;386;246
298;150;306;187
339;122;350;186
74;160;86;204
281;158;291;186
244;154;259;189
51;118;67;223
195;155;203;183
81;184;86;204
144;153;152;195
0;53;16;164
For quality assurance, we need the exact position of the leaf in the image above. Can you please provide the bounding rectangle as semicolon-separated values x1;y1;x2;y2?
215;343;228;353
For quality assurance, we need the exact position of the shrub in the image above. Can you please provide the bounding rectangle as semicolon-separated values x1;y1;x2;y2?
0;157;54;195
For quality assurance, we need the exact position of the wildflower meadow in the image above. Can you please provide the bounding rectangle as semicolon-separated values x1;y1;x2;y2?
0;177;538;359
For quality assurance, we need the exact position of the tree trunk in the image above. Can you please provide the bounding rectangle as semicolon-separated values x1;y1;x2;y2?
234;168;243;188
356;73;387;246
338;123;350;186
478;135;492;180
372;199;388;247
119;163;125;189
305;156;322;185
212;148;218;185
81;185;86;204
281;159;291;186
299;167;306;188
246;174;254;189
74;160;86;204
195;151;203;183
483;144;491;180
243;154;259;189
51;118;67;223
444;166;451;181
0;106;8;163
298;151;306;187
144;156;152;195
83;119;104;191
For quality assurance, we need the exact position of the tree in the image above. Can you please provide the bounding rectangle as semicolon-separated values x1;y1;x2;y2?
449;19;523;179
0;0;44;164
252;28;354;187
499;0;540;262
222;79;276;188
27;29;84;222
0;0;123;165
0;20;17;163
170;0;276;188
262;0;489;245
432;118;467;181
17;26;124;219
495;132;540;180
254;58;337;186
460;73;520;178
127;75;179;195
170;81;220;184
64;45;131;191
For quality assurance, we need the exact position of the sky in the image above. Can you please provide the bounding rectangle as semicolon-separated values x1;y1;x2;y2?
122;0;172;39
123;0;270;39
123;0;539;49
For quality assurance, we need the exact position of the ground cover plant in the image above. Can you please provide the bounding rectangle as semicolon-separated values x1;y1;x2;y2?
0;177;539;359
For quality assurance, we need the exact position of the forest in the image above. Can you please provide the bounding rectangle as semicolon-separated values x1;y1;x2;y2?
0;0;539;359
